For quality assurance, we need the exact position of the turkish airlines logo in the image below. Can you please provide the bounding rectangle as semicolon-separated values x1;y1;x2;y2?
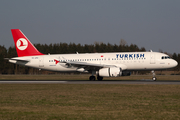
16;38;28;50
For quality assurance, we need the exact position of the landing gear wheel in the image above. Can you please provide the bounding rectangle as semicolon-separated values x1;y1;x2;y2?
152;77;157;81
89;76;96;81
151;70;156;81
97;76;103;81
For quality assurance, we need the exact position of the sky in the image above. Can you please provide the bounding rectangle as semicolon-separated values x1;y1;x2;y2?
0;0;180;54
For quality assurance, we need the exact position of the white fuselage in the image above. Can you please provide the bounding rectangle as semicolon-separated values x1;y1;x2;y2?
9;51;178;72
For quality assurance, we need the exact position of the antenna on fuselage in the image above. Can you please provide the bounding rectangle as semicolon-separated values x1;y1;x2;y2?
149;50;153;52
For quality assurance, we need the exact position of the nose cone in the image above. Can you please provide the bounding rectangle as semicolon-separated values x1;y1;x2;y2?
171;60;178;68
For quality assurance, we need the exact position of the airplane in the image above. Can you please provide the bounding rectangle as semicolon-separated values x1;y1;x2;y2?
7;29;178;81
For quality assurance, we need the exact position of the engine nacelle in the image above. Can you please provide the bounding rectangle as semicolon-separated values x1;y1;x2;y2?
99;67;122;77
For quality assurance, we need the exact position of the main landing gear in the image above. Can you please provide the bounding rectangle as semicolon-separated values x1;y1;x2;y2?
89;75;103;81
97;75;103;81
89;76;96;81
152;70;157;81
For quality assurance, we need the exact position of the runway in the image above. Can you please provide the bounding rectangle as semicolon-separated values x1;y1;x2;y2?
0;80;180;84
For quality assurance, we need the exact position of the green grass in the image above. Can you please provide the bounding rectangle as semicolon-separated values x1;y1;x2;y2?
0;74;180;80
0;84;180;119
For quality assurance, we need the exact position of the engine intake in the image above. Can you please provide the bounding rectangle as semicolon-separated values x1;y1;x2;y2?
99;67;122;77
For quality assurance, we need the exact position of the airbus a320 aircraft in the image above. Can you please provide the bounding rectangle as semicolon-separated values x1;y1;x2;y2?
7;29;178;81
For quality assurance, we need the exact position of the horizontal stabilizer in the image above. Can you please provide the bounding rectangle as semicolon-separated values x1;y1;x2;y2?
5;58;30;62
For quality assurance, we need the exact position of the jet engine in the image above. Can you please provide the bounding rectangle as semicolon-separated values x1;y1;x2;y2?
99;67;122;77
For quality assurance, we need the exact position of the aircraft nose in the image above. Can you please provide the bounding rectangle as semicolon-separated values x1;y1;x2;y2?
171;60;178;67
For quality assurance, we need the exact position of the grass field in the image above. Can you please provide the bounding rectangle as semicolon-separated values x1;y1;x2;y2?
0;75;180;119
0;74;180;80
0;84;180;119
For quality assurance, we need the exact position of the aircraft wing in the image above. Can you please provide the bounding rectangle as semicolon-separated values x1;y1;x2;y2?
61;61;118;71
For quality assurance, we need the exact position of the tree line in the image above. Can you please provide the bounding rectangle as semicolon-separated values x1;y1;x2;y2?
0;42;179;74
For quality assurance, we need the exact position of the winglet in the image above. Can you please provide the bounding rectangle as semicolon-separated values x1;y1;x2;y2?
11;29;44;57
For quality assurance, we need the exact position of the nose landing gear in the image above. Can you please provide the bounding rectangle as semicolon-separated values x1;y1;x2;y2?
152;70;157;81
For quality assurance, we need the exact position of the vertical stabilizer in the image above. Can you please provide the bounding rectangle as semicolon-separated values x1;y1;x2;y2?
11;29;44;57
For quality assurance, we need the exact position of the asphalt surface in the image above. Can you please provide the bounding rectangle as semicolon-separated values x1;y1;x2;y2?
0;80;180;84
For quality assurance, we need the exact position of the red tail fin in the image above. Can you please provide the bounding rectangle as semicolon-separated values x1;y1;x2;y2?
11;29;44;57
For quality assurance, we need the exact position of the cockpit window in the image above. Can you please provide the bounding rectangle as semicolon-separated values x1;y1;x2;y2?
161;56;170;59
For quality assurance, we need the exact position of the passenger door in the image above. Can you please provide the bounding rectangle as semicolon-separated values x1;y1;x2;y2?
150;54;155;64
